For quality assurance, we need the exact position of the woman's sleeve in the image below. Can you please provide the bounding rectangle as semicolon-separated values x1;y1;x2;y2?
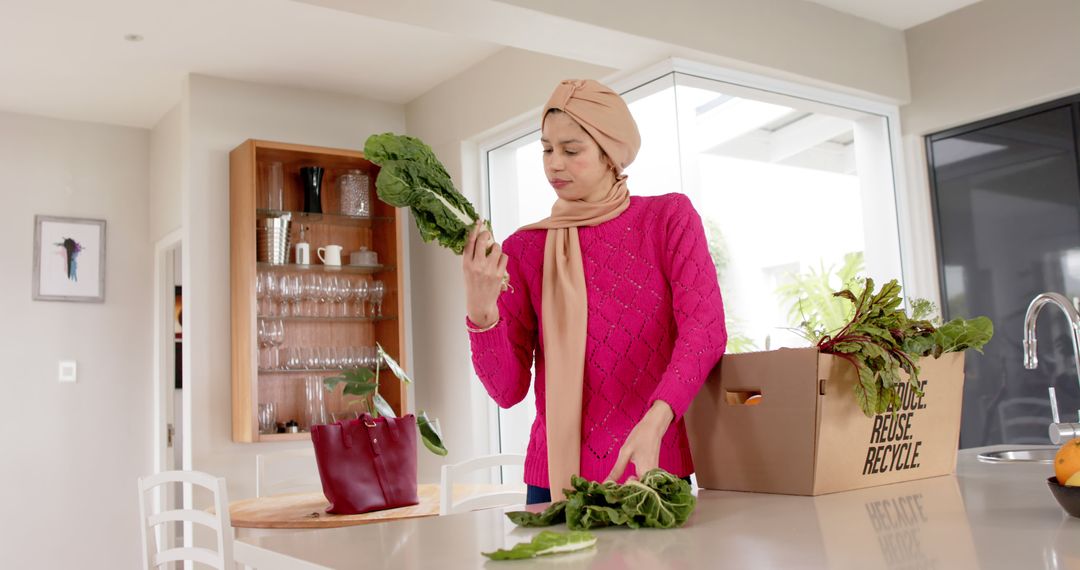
468;236;537;409
649;195;728;420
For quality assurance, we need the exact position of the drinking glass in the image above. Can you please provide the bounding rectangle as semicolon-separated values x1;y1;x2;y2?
331;276;349;317
352;278;369;318
317;275;333;317
301;274;319;317
258;272;278;317
284;347;302;370
256;272;268;316
303;347;319;370
257;403;277;434
304;376;328;429
268;320;285;367
370;280;386;317
260;161;285;211
278;275;295;317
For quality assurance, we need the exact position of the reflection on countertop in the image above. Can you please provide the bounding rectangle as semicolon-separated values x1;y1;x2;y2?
241;445;1080;569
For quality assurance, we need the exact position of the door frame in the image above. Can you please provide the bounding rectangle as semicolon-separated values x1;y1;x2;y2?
152;230;184;548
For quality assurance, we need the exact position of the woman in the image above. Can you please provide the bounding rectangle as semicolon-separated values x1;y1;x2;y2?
463;79;726;504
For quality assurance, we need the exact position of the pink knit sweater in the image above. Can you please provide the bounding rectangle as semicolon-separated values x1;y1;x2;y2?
469;193;727;488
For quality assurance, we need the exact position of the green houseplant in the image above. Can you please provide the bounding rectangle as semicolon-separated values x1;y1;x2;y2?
323;344;447;456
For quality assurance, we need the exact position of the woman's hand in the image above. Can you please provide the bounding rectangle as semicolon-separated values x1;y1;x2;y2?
606;400;675;482
462;221;508;328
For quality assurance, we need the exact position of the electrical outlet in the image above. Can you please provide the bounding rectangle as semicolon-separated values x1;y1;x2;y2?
59;360;77;383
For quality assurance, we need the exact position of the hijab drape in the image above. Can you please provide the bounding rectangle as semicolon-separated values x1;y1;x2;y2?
520;79;640;500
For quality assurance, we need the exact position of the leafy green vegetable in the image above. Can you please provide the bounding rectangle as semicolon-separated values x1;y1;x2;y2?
322;343;447;455
818;278;994;417
482;530;597;561
506;469;695;531
364;133;482;254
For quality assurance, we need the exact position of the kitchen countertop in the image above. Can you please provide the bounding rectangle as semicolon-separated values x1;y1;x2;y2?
238;445;1080;569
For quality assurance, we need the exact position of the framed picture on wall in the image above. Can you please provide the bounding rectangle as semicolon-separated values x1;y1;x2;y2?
32;215;106;302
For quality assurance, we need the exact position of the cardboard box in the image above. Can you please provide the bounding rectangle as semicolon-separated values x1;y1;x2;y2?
686;348;965;495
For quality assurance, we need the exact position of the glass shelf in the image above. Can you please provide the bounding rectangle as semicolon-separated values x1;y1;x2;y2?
257;315;395;322
257;262;394;274
256;209;394;227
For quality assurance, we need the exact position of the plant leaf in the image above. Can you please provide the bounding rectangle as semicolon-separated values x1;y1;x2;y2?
323;368;377;397
416;411;447;456
371;392;395;419
481;530;596;560
376;343;413;384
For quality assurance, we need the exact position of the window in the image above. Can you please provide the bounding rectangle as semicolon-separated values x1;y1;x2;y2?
482;63;906;466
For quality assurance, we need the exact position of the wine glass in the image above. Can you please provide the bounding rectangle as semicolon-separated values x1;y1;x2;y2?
301;274;319;317
255;271;268;316
259;272;278;317
317;275;333;317
352;278;369;318
280;274;302;317
370;280;386;317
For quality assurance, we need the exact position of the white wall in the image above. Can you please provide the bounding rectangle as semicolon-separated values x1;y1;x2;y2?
150;104;184;241
183;74;406;499
0;111;151;569
902;0;1080;137
898;0;1080;304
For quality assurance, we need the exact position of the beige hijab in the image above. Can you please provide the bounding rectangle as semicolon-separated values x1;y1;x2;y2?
520;79;641;500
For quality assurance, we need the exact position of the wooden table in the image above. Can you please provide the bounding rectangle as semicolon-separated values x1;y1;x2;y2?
230;483;511;529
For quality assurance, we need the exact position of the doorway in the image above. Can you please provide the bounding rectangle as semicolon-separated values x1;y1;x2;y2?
153;231;185;547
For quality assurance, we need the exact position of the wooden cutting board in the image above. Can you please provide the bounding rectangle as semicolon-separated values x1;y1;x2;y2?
229;483;514;529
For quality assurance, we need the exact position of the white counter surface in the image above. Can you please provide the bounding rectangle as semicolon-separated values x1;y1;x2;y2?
239;445;1080;569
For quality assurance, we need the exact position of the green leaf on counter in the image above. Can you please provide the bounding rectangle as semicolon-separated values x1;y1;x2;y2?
507;501;567;528
482;530;597;561
505;468;695;531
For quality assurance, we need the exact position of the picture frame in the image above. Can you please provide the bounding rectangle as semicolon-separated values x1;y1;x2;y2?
33;215;106;302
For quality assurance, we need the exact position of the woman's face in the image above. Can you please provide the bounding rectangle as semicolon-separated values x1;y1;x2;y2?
541;111;615;201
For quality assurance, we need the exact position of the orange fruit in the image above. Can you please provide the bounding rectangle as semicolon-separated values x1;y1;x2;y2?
745;394;763;406
1055;438;1080;485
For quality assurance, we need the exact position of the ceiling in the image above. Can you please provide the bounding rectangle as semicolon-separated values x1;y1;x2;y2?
0;0;983;129
0;0;501;128
802;0;983;31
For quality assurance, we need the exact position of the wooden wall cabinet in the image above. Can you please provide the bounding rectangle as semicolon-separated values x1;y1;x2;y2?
229;139;407;443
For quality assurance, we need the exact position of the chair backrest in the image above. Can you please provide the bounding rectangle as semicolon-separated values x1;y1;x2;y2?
137;470;233;570
256;448;322;497
440;453;527;515
998;396;1053;444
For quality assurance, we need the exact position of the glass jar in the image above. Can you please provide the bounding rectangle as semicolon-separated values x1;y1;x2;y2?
338;169;371;216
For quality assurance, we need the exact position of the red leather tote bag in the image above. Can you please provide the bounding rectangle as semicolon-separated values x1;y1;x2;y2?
310;413;419;514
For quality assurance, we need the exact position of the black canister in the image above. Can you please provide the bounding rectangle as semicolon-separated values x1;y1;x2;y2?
300;166;324;214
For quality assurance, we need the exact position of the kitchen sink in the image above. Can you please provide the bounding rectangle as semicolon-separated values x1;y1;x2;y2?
976;447;1058;464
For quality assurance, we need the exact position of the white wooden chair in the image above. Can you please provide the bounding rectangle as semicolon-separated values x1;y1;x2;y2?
439;453;527;515
137;470;234;569
256;448;322;497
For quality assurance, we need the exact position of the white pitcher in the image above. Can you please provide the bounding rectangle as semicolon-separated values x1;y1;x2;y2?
317;244;343;266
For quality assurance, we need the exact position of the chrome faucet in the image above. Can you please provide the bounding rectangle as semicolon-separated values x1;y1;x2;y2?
1023;292;1080;443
